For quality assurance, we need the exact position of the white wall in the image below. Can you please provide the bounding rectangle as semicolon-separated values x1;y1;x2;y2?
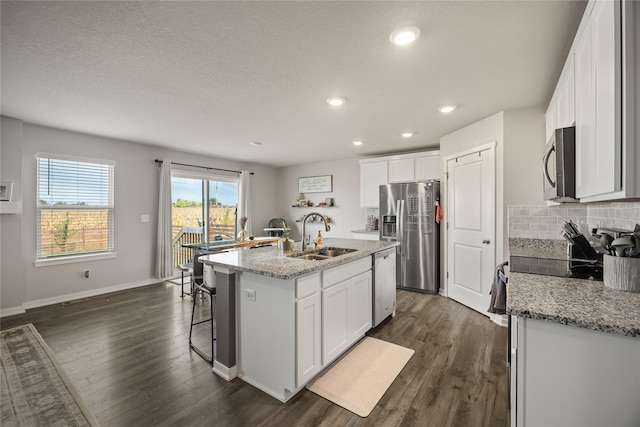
275;158;363;242
440;111;506;295
0;117;279;315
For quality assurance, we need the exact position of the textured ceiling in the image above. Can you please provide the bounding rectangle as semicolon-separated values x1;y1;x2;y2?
1;1;586;167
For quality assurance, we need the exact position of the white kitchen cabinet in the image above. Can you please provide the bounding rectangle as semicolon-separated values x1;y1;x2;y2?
546;0;640;202
360;160;387;207
511;316;640;426
388;158;414;183
575;0;621;199
555;55;575;129
322;270;372;365
360;150;441;207
238;257;372;402
322;279;350;363
545;98;557;143
295;292;322;386
348;271;372;338
546;43;575;141
414;153;441;181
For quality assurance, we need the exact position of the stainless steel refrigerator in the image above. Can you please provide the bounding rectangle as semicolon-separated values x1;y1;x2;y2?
379;180;440;293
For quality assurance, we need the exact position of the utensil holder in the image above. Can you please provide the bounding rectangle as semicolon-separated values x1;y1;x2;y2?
603;255;640;292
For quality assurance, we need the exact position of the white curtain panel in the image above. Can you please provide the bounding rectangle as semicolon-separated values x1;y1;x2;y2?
238;170;252;236
156;159;174;279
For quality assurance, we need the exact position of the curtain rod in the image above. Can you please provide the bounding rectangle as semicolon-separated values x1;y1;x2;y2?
154;159;254;175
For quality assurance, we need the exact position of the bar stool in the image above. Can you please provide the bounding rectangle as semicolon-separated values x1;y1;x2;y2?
189;251;216;364
177;262;193;297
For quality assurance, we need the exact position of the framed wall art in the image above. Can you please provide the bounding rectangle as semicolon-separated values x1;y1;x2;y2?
298;175;332;193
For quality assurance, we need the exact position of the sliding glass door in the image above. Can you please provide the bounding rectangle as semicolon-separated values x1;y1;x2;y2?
170;171;239;268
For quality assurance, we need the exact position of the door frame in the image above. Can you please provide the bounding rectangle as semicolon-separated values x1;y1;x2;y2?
442;142;497;309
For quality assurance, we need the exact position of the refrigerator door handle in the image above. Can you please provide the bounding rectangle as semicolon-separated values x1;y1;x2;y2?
397;200;404;254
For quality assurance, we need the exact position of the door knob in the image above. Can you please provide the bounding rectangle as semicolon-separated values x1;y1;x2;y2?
482;239;490;244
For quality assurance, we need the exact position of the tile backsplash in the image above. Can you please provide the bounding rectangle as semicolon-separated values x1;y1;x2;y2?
509;201;640;240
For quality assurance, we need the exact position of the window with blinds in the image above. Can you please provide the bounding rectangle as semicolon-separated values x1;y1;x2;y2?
36;154;115;261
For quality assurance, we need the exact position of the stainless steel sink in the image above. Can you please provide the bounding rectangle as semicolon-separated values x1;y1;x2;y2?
323;247;357;257
296;254;331;261
287;247;357;260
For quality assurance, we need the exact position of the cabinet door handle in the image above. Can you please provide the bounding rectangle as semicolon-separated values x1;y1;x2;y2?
482;239;491;245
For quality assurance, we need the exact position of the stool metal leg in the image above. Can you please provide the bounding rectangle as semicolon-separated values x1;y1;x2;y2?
189;290;215;364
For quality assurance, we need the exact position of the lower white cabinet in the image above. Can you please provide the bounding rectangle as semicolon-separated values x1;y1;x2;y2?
511;316;640;426
322;270;372;365
295;292;322;386
238;258;372;402
322;279;351;363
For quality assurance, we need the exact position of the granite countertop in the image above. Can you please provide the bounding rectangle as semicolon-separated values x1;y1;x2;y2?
351;229;379;234
507;272;640;337
509;238;569;259
199;238;398;280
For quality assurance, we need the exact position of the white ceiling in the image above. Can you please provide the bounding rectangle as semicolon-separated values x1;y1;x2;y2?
1;1;586;168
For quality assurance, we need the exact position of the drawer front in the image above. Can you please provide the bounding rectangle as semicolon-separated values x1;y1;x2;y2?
296;272;321;300
322;257;371;289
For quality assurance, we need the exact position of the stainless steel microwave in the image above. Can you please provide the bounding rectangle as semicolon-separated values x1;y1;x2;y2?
543;126;578;202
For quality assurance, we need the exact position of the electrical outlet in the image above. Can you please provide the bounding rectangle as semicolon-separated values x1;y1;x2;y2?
244;289;256;301
140;214;149;223
83;269;91;279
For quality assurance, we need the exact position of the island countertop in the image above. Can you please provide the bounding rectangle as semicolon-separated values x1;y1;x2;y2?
507;272;640;337
199;238;398;280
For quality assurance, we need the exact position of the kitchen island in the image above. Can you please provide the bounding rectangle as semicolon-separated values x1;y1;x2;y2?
199;238;398;401
507;272;640;427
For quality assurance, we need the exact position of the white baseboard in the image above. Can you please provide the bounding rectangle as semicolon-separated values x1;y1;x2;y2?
490;313;509;327
212;361;237;381
0;306;27;318
1;278;160;318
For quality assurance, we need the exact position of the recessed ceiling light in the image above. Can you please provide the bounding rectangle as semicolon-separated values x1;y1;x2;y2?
327;97;346;107
250;141;263;146
438;105;457;113
352;140;364;146
401;132;414;138
389;26;421;46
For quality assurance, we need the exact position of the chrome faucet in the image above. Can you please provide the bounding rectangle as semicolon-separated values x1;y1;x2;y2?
301;212;331;251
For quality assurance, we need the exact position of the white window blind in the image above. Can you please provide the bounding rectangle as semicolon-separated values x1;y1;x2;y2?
36;154;115;261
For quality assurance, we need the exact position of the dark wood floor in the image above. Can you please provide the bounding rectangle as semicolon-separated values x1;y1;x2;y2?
1;283;509;426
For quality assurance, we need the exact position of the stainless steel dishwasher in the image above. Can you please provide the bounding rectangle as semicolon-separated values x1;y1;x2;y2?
373;247;397;327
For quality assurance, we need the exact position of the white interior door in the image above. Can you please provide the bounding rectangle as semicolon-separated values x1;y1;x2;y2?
446;146;495;315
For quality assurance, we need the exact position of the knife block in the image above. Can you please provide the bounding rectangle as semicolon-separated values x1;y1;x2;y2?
603;255;640;292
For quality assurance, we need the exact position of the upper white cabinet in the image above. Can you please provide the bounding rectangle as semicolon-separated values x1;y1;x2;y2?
360;150;441;207
388;158;414;183
545;99;557;143
360;160;387;207
575;0;622;199
547;0;640;202
556;56;576;129
546;45;575;142
415;153;441;181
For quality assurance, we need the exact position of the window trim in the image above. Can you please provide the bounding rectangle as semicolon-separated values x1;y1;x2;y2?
35;153;116;264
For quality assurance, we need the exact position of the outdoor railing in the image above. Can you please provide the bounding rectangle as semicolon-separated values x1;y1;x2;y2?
172;225;236;268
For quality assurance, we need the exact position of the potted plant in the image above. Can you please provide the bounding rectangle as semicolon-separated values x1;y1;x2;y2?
281;219;294;252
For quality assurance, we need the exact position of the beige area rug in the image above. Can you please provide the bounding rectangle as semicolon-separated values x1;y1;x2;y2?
306;337;414;417
1;324;100;426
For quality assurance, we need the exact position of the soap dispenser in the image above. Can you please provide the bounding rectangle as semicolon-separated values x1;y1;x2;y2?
315;230;323;249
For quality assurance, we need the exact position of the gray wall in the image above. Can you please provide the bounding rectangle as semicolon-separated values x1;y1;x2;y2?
275;158;363;241
0;106;552;316
0;117;278;315
1;116;25;312
439;107;546;292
